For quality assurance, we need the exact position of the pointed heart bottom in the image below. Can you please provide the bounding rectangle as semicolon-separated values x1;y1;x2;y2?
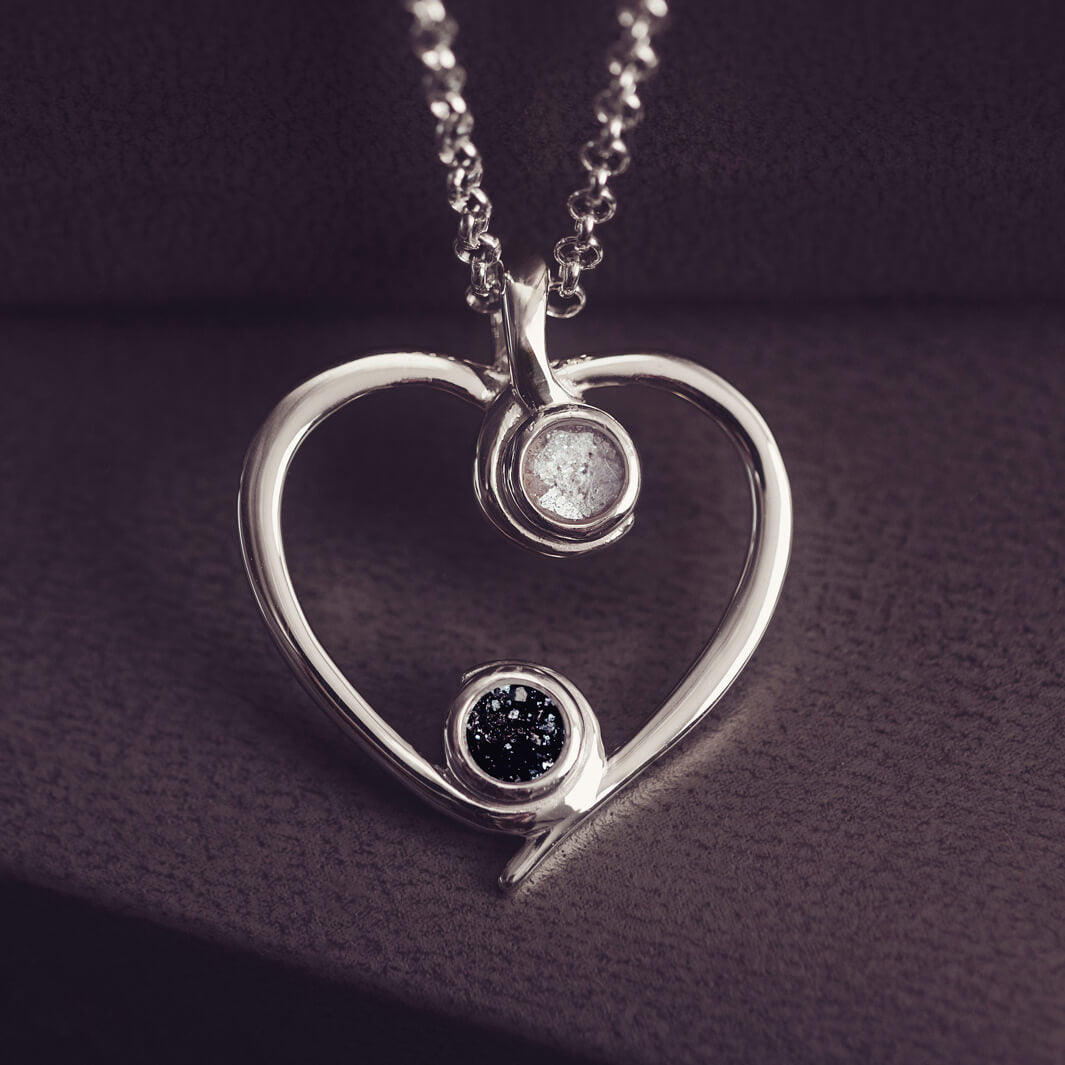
239;351;792;891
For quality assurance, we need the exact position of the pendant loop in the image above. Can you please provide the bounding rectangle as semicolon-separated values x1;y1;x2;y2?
476;257;642;555
498;256;576;410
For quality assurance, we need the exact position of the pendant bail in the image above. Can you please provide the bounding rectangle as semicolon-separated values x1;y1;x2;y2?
476;252;642;556
497;255;575;411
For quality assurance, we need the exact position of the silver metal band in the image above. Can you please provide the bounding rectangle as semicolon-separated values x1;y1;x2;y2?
238;342;792;890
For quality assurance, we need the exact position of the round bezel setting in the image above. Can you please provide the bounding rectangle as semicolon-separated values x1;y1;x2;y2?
444;662;603;808
512;407;638;536
474;397;642;556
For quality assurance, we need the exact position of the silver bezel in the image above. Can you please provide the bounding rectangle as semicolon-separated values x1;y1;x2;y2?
508;404;641;539
444;662;586;804
475;397;642;557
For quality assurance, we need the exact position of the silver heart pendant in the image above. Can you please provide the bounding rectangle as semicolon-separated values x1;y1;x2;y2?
238;259;792;891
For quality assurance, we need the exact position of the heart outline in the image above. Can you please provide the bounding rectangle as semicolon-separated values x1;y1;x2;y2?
238;351;792;890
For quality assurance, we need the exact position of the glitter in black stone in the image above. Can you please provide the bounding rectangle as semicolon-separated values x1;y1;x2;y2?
465;684;566;783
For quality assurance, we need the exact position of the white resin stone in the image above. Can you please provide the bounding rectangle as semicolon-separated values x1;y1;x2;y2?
520;423;626;523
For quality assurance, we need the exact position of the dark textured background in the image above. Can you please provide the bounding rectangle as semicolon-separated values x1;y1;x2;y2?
3;306;1064;1063
2;0;1065;309
2;1;1065;1063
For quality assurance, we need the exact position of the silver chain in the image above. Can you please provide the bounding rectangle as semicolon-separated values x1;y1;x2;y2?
406;0;668;318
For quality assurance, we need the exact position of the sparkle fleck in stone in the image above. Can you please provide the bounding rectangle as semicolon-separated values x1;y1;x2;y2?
466;684;565;783
521;423;625;523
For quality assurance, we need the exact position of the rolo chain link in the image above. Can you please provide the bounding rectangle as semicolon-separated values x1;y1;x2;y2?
406;0;668;318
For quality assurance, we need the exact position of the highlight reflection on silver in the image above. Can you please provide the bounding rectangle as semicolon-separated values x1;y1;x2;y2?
475;259;642;556
238;344;792;891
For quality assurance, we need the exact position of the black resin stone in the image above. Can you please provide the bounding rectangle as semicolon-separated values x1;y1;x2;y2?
465;684;566;783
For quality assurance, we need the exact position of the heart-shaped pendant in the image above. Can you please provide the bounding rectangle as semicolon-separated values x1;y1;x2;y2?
238;259;792;891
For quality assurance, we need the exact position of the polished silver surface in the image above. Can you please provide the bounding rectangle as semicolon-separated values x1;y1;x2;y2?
500;256;574;410
238;321;792;891
406;0;670;316
475;259;642;555
443;661;606;829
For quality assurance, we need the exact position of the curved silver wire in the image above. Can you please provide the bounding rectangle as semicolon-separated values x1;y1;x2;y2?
238;350;792;891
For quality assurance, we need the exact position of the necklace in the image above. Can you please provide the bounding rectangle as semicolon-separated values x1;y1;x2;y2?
238;0;793;892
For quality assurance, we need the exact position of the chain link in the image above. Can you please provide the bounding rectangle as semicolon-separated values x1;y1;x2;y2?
406;0;668;316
